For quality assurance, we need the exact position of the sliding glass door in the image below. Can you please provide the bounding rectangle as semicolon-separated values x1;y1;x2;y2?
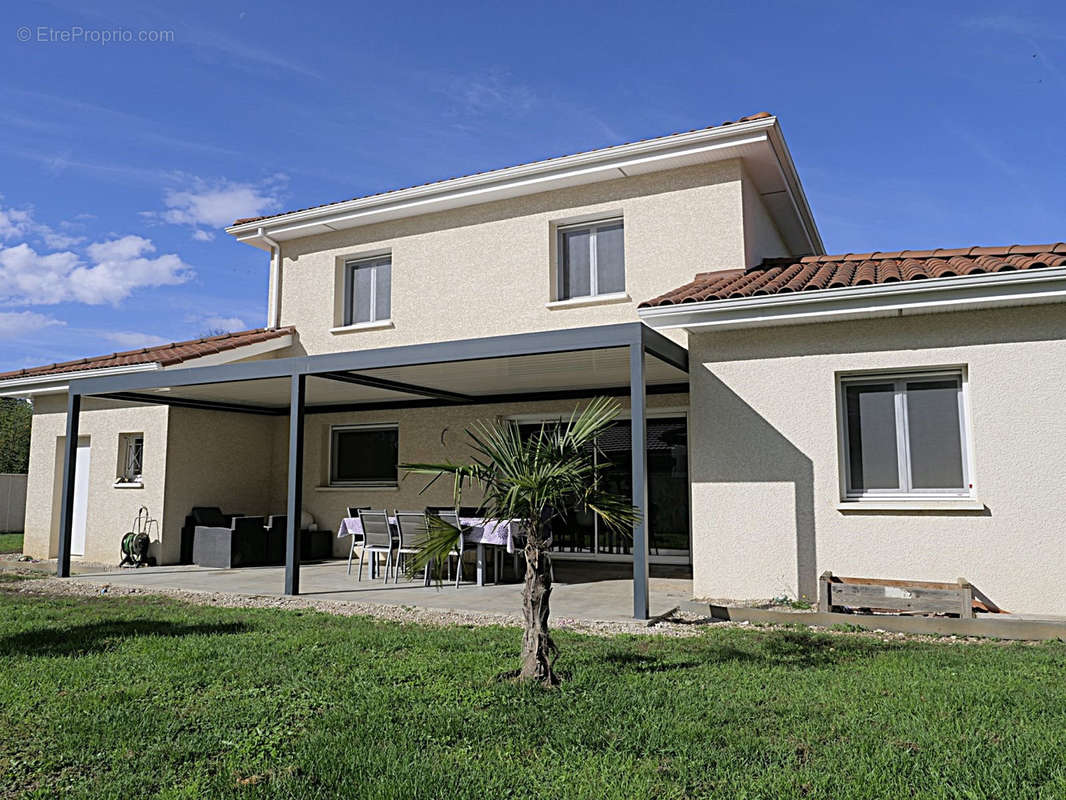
517;416;690;561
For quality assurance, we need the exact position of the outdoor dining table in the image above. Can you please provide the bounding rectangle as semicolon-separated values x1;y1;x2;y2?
337;516;523;586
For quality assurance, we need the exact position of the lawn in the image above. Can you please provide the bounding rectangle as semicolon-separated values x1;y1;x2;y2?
0;590;1064;799
0;532;23;554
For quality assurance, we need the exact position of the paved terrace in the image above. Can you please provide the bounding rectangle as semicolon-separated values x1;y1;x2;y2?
67;560;694;623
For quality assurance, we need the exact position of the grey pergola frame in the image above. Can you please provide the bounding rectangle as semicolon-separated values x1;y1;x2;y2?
56;321;688;619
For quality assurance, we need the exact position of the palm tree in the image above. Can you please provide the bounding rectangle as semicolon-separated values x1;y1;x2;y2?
402;396;639;685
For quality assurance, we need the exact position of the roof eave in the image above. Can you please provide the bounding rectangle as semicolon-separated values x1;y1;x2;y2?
638;267;1066;332
224;116;821;252
0;331;295;398
0;362;162;398
765;122;825;255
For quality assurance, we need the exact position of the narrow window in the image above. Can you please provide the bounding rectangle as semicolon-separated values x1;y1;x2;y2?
345;256;391;325
557;219;625;300
840;372;970;498
329;424;399;487
117;433;144;484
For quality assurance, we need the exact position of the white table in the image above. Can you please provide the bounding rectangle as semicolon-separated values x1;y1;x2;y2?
337;516;523;586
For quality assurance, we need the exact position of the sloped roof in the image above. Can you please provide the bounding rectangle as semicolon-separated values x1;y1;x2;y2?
232;113;774;226
639;244;1066;307
0;327;295;381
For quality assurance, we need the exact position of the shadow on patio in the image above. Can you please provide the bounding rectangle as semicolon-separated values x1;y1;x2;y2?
72;560;693;622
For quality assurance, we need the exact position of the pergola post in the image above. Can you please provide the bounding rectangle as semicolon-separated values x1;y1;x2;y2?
56;391;81;578
630;339;649;620
285;373;306;595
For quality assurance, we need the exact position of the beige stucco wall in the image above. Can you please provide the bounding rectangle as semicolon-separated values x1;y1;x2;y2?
23;395;170;564
688;303;1066;615
161;407;280;564
741;168;788;267
276;161;748;356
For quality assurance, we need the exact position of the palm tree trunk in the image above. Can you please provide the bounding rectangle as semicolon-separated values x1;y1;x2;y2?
519;540;558;684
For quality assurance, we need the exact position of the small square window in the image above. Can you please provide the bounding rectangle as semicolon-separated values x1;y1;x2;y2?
839;371;971;500
344;256;391;325
557;219;624;301
329;424;398;487
117;433;144;484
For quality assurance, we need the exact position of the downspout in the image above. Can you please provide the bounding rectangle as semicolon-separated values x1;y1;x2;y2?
259;227;282;329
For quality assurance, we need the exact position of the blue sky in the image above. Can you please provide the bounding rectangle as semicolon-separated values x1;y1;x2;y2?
1;0;1064;372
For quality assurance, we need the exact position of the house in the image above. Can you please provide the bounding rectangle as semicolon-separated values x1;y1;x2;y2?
2;112;1064;618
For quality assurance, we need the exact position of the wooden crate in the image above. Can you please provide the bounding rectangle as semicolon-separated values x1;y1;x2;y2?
818;572;974;619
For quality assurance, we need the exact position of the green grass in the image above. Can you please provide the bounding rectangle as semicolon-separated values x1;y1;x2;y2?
0;573;35;583
0;591;1064;799
0;532;23;554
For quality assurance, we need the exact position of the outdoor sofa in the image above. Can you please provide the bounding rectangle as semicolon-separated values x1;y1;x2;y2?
189;507;267;568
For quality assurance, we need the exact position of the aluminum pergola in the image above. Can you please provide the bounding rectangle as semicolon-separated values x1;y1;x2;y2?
56;321;688;619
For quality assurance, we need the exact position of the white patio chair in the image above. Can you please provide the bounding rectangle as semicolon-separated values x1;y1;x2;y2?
356;509;394;583
393;511;433;584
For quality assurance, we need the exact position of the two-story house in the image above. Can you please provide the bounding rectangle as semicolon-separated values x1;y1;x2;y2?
4;112;1065;618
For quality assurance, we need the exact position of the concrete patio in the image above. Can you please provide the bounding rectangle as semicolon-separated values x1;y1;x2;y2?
68;559;694;622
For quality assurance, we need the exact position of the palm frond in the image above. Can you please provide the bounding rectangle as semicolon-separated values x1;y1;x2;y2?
403;514;463;583
400;396;639;570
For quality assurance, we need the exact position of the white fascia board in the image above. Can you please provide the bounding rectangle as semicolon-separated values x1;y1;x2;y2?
765;123;824;255
251;134;770;240
224;118;783;240
0;362;161;398
638;268;1066;332
0;332;294;398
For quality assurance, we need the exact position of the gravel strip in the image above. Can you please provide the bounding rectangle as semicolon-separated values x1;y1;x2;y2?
2;573;1017;645
6;575;715;637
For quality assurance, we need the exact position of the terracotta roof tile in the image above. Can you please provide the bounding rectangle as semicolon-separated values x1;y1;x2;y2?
639;244;1066;308
231;113;774;227
0;327;295;382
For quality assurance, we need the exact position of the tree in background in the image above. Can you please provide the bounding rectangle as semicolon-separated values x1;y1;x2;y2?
0;398;32;473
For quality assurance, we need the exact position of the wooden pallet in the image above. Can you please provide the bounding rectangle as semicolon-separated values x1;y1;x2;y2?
817;572;975;618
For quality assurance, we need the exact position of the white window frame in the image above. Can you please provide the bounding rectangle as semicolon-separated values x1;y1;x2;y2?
328;423;399;488
837;368;973;501
344;255;391;326
556;218;625;301
116;432;144;486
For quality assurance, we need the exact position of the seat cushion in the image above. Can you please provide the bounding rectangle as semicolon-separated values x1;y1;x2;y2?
191;507;228;528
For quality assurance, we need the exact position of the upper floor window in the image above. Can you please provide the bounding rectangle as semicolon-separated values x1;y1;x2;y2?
344;255;391;326
557;219;625;301
839;371;971;500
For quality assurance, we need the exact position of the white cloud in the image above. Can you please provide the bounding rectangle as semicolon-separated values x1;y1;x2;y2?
201;315;246;332
439;68;538;116
0;311;64;340
0;244;83;304
0;199;86;249
181;22;323;80
0;235;194;306
146;177;284;236
40;229;86;249
100;330;172;350
0;205;33;240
